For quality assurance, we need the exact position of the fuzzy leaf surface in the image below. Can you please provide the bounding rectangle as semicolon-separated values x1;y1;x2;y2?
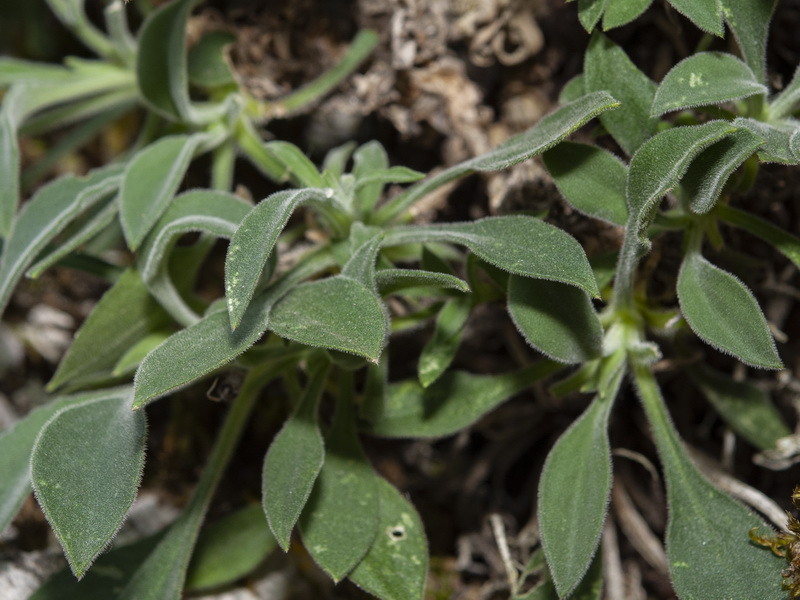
584;33;657;155
542;141;627;225
384;216;599;297
666;0;723;35
538;367;622;598
602;0;652;29
0;106;19;237
682;129;764;214
49;268;170;390
119;134;204;249
376;269;470;295
576;0;605;32
418;296;471;387
348;477;428;600
634;365;784;600
0;164;122;316
299;401;379;582
733;117;800;164
263;362;328;551
508;276;603;364
262;142;325;187
362;362;562;438
769;66;800;119
187;31;236;89
677;252;781;369
717;204;800;270
225;188;328;329
31;392;146;578
652;52;766;116
720;0;777;83
353;141;388;215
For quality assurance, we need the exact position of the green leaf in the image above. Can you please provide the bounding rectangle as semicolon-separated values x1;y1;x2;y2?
626;121;736;239
353;141;388;215
119;134;206;250
263;361;329;551
584;32;658;155
677;252;782;369
49;268;171;391
384;216;599;297
225;188;329;329
418;295;471;388
113;332;172;377
348;477;428;600
717;204;800;271
666;0;724;35
577;0;606;32
187;30;236;89
362;362;563;438
538;362;623;598
262;141;325;187
602;0;652;29
690;365;790;450
0;164;123;317
354;166;425;190
558;75;586;105
720;0;777;84
651;52;766;116
682;128;764;214
733;117;800;164
299;398;380;582
322;141;356;178
0;387;129;534
542;141;628;226
31;392;147;578
633;364;785;600
138;189;252;326
136;0;199;121
376;268;470;295
186;504;276;591
375;91;619;221
269;277;387;361
508;275;603;364
0;57;72;85
769;65;800;119
0;106;19;238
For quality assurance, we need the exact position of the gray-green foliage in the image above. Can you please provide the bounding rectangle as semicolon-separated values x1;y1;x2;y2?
1;0;798;599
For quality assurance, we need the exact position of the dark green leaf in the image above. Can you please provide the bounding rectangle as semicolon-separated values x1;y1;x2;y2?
0;106;19;237
690;365;790;450
376;268;470;295
584;32;658;155
652;52;766;116
602;0;652;29
577;0;606;32
542;141;627;225
225;188;329;329
263;362;328;551
682;129;764;214
677;252;782;369
299;399;380;582
348;477;428;600
418;295;471;388
508;275;603;364
113;332;172;377
49;268;170;391
362;362;563;438
733;117;800;164
538;362;623;597
720;0;777;84
666;0;724;35
558;75;585;105
717;204;800;270
384;216;599;297
186;504;276;591
187;31;236;89
31;392;147;578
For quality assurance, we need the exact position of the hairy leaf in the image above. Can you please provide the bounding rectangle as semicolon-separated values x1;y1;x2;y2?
717;204;800;270
602;0;652;29
32;392;146;578
418;295;471;387
0;106;19;237
262;141;325;187
720;0;778;84
733;117;800;164
677;252;781;369
508;276;603;364
652;52;766;116
376;268;470;295
769;66;800;119
353;140;388;215
542;141;627;225
666;0;723;35
577;0;606;32
187;31;236;89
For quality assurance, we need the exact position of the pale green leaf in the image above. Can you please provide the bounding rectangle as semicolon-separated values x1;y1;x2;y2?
341;231;384;291
113;332;172;377
376;268;470;295
717;204;800;270
322;141;356;178
602;0;652;29
354;166;424;190
0;165;123;317
677;252;782;369
769;66;800;119
542;141;628;225
634;364;785;600
49;268;170;391
263;362;328;551
119;134;205;250
690;365;790;450
299;399;380;582
225;188;329;329
376;91;619;221
508;276;603;364
187;31;236;89
384;216;599;297
584;32;657;155
0;107;19;238
0;57;71;85
651;52;766;116
720;0;777;84
733;117;800;164
538;366;622;598
31;392;146;578
682;128;764;214
418;295;471;388
362;362;563;438
666;0;724;35
186;504;276;591
348;477;428;600
577;0;606;32
262;141;325;187
353;141;388;215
